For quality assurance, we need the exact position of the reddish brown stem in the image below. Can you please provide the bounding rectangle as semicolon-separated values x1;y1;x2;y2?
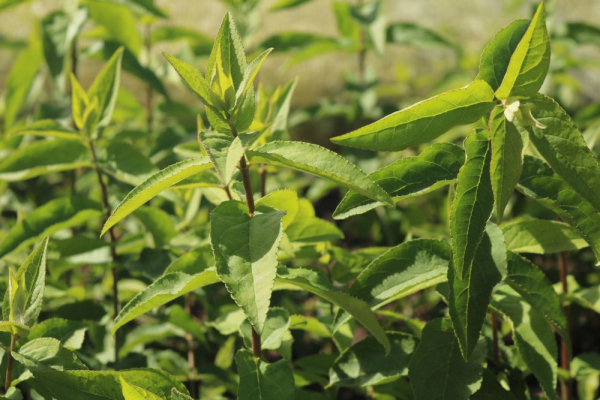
491;311;500;363
4;335;16;392
88;138;120;363
558;251;572;400
260;164;267;198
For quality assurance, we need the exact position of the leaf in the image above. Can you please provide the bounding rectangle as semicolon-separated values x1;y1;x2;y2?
102;140;158;186
518;156;600;262
9;120;83;141
207;12;247;91
518;94;600;214
476;19;529;90
198;129;255;185
41;11;69;85
163;54;214;110
28;368;188;400
570;285;600;314
86;46;124;128
24;318;87;350
502;219;587;254
492;287;558;400
0;140;92;181
275;265;390;353
12;337;86;371
236;48;272;101
119;322;185;358
450;129;494;278
490;106;525;221
289;315;331;338
269;0;313;11
240;308;290;351
4;41;43;130
171;388;194;400
134;207;176;248
88;1;142;56
0;321;29;337
164;244;214;275
559;22;600;47
334;143;465;219
329;332;417;387
120;377;162;400
286;217;343;243
471;369;519;400
112;269;220;334
495;3;550;100
408;318;487;400
330;80;495;151
210;201;285;332
448;223;505;359
2;238;49;327
347;239;450;311
386;22;454;49
0;197;101;259
247;141;393;205
256;189;299;229
101;157;212;236
235;349;294;400
505;252;569;347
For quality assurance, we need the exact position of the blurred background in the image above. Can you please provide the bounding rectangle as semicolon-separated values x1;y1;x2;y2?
1;0;600;137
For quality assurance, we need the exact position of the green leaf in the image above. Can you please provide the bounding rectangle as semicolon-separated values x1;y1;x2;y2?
87;1;142;55
570;285;600;314
164;244;214;275
256;189;299;229
269;0;313;11
247;141;393;205
0;197;101;259
476;19;529;90
236;49;272;101
24;318;87;350
210;201;284;332
41;11;69;85
28;368;188;400
120;377;162;400
102;140;158;186
505;252;570;347
519;94;600;214
329;332;417;387
2;238;49;327
240;307;290;351
502;219;587;254
12;337;86;371
198;129;255;185
490;106;525;221
163;53;214;110
386;22;454;49
408;318;487;400
448;223;505;359
275;265;390;353
450;130;494;278
492;287;558;400
0;321;29;337
471;369;519;400
112;269;220;334
207;12;247;91
289;315;331;338
86;46;124;128
334;143;465;219
519;156;600;262
134;207;176;248
171;388;194;400
4;41;43;130
348;239;450;311
0;140;92;181
9;120;83;141
119;322;184;358
286;217;343;243
101;157;212;236
495;3;550;100
236;349;294;400
330;80;495;152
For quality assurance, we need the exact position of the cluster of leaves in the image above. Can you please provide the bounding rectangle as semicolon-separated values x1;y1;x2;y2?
1;1;600;400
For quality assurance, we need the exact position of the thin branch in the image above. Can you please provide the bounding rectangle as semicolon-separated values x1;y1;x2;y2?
3;335;17;392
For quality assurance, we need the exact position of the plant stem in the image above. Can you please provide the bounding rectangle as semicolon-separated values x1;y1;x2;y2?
144;23;153;131
491;311;500;363
228;122;260;356
260;164;267;197
4;335;17;392
357;0;366;89
184;294;197;399
558;251;572;400
87;137;121;364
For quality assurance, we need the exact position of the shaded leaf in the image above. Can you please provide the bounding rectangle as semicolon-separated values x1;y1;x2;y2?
502;219;587;254
236;349;295;400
